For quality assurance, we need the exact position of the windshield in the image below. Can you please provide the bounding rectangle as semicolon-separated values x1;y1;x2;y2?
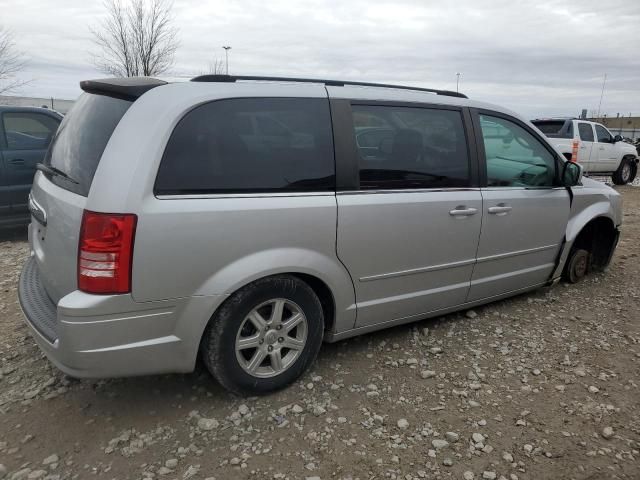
44;93;132;196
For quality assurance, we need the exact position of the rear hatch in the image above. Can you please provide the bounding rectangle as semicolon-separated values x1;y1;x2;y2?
30;93;132;303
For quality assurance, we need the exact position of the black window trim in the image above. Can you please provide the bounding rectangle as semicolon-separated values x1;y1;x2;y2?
1;111;61;152
331;99;479;192
470;108;564;189
153;96;338;197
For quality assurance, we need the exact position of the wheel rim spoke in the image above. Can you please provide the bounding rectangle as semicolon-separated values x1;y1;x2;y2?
246;349;267;373
282;312;303;333
248;311;267;330
270;350;284;372
282;336;305;351
237;334;261;350
270;299;285;325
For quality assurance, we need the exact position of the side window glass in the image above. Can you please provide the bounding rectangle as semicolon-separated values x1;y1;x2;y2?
578;123;594;142
351;105;470;189
155;98;335;194
3;113;59;150
479;114;556;187
595;125;612;143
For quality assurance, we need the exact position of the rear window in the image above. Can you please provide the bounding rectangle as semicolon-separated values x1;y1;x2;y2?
44;93;132;196
532;120;573;139
155;98;335;195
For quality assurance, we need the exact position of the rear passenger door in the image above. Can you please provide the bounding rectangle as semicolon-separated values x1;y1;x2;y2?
577;122;595;171
1;111;60;213
468;110;570;302
332;100;482;328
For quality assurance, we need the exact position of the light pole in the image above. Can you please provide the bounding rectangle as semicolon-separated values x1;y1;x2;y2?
222;46;232;75
456;72;461;93
596;73;607;119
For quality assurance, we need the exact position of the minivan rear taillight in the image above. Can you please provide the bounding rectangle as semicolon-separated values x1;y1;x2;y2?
78;211;137;294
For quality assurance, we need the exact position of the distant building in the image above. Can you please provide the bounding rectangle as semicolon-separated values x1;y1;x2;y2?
588;115;640;140
0;95;74;114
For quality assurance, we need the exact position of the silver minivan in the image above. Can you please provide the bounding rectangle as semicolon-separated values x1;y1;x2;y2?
19;75;621;395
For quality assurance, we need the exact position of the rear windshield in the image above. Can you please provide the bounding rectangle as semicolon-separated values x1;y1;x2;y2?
44;93;132;196
531;120;573;139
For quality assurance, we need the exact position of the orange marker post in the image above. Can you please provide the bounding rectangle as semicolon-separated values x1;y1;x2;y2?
571;140;579;163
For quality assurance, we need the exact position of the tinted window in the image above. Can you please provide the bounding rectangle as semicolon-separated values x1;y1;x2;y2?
352;105;469;190
3;112;59;150
595;124;612;143
156;98;335;194
531;120;573;138
578;123;594;142
45;93;132;196
480;115;556;187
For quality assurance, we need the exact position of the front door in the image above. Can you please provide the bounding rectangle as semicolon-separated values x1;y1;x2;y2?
594;124;617;172
1;111;59;213
469;111;570;302
576;122;595;172
334;101;482;328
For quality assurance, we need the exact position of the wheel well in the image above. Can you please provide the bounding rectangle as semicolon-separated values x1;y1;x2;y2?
291;273;336;333
572;217;618;270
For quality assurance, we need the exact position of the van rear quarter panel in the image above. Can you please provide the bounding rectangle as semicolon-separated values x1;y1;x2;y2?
131;195;355;319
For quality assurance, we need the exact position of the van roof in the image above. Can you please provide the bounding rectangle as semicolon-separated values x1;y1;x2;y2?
79;75;525;125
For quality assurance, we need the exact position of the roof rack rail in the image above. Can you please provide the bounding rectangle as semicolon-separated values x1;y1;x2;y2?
191;74;468;99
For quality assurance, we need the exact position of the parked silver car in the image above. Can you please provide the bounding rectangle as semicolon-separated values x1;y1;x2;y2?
19;76;621;395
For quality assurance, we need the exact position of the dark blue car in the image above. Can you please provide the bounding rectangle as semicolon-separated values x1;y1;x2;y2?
0;106;62;227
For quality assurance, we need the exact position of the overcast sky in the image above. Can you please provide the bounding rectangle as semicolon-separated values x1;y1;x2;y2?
1;0;639;118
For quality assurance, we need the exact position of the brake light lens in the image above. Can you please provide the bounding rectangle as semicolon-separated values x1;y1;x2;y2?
78;211;137;294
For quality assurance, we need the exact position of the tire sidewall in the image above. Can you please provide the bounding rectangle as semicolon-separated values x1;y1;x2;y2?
205;276;324;395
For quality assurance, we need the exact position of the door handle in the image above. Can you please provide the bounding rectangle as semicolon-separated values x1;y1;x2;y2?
449;206;478;217
599;147;605;150
8;158;25;165
488;205;512;215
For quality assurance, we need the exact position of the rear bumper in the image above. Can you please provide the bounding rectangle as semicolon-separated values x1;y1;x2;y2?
18;256;226;378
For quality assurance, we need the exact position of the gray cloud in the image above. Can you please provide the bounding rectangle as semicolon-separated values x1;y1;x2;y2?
2;0;638;117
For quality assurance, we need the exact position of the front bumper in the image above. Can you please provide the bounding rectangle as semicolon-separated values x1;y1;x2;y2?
18;256;226;378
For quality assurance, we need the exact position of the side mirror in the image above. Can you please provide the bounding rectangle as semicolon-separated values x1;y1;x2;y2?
562;161;582;187
613;134;623;143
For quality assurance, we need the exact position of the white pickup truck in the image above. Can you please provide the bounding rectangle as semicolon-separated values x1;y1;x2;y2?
532;118;639;184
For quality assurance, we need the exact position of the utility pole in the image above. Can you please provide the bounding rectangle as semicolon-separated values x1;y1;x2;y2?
456;72;461;93
596;73;607;118
222;46;232;75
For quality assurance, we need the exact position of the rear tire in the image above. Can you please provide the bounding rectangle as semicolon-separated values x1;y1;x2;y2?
201;275;324;396
563;248;590;283
612;157;636;185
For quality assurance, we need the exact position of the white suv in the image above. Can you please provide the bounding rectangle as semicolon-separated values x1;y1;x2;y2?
532;118;638;184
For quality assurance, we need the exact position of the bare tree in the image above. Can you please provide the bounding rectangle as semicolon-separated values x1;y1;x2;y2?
0;26;29;94
90;0;179;77
206;57;226;75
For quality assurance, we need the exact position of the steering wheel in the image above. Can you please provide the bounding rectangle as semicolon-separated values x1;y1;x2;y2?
518;165;548;186
514;135;531;149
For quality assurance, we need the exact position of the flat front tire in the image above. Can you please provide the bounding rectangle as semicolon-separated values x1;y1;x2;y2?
564;248;590;283
201;275;324;396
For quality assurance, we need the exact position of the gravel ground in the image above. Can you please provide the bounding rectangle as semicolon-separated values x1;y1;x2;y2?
0;184;639;480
